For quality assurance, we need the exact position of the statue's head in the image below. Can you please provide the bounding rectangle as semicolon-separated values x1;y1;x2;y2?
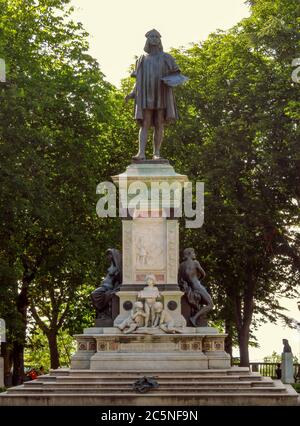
134;301;144;310
144;29;163;53
145;274;156;286
106;248;113;262
183;247;196;260
153;302;163;313
105;248;122;271
283;339;288;345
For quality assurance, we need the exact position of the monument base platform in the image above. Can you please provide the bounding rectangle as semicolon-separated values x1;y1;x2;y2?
0;367;298;406
71;327;231;370
1;327;298;406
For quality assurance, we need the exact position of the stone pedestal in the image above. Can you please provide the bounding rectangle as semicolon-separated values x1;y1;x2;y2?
71;161;232;373
0;357;4;388
112;162;187;286
112;161;188;328
281;352;295;384
71;327;231;371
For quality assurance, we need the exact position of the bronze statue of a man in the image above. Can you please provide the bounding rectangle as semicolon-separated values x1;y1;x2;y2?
126;29;186;161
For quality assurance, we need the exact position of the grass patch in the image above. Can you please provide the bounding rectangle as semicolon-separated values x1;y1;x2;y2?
291;383;300;393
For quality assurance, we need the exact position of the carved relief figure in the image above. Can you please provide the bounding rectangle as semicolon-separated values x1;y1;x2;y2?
137;274;161;327
136;236;149;266
134;226;165;270
116;301;147;334
153;302;183;334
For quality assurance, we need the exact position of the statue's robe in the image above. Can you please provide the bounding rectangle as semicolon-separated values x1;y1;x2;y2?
132;52;180;125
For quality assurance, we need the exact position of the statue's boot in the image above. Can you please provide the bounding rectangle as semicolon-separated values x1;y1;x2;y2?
133;134;147;160
133;154;146;160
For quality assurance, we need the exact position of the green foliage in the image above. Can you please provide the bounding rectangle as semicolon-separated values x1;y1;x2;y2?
263;351;282;363
263;351;299;364
0;0;120;371
161;0;300;363
0;0;299;370
24;327;76;370
292;383;300;393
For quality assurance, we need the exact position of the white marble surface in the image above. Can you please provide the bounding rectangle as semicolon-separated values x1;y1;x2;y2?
122;218;179;285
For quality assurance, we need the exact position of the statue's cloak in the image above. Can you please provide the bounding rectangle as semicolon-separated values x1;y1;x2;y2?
132;52;180;125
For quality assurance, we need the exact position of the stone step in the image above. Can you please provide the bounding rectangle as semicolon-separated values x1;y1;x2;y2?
22;380;272;389
1;367;297;406
6;386;288;394
46;372;262;381
0;391;297;406
50;367;252;376
18;384;276;392
40;375;264;384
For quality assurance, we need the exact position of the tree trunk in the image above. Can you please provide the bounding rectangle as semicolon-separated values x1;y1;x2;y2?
233;284;254;368
13;278;30;385
47;330;60;370
2;342;13;387
238;326;250;367
12;341;25;386
224;319;233;358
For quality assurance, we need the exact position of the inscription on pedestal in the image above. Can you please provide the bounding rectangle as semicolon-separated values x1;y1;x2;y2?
136;273;165;283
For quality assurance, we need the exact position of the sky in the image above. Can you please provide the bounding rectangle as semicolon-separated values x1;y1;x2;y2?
71;0;250;87
236;299;300;362
69;0;300;361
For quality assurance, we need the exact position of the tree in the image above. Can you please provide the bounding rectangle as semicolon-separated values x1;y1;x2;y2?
162;0;300;365
264;351;298;364
0;0;118;381
24;326;76;371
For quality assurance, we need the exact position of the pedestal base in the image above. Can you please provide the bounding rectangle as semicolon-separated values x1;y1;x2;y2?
71;327;231;371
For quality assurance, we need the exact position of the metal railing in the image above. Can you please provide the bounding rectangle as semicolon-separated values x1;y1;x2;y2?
250;362;300;381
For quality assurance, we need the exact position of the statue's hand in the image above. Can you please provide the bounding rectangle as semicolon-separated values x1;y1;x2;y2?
182;281;189;292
